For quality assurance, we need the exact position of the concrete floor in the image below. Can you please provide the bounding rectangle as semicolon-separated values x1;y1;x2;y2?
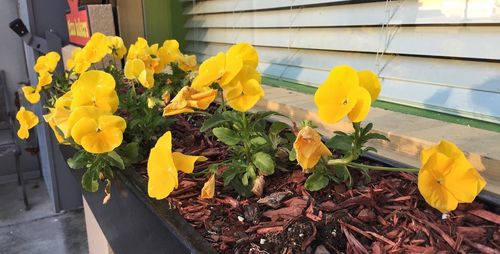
0;178;88;254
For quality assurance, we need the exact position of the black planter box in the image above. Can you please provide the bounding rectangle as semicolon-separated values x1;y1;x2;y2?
60;146;217;254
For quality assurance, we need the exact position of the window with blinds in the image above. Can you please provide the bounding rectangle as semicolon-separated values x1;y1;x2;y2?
182;0;500;124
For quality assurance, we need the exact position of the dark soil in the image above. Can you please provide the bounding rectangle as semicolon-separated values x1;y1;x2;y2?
136;113;500;254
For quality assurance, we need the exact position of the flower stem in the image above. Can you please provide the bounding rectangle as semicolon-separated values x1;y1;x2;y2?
191;111;213;117
348;162;419;173
327;154;354;166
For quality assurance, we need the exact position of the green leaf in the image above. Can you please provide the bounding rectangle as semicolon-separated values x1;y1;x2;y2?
334;165;350;182
81;169;99;192
253;152;275;176
242;172;249;186
326;135;353;153
106;151;125;170
67;151;90;170
222;166;240;186
305;171;329;191
200;113;230;132
361;123;373;136
246;164;256;180
289;148;297;161
250;136;267;146
363;133;390;142
269;121;289;137
333;131;348;136
213;127;241;145
118;142;140;165
363;147;378;154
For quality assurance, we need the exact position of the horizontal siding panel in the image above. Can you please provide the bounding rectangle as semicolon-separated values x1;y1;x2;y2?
184;0;348;15
186;42;500;93
186;26;500;60
188;47;500;123
186;1;500;28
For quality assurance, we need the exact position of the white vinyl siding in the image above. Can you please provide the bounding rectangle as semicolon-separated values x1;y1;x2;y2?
183;0;500;124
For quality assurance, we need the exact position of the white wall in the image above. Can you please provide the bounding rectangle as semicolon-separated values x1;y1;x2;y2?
183;0;500;124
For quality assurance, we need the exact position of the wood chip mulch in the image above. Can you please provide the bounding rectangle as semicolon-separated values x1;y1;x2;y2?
136;114;500;254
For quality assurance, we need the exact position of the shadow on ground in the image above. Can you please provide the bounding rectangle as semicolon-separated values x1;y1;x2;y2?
0;178;88;254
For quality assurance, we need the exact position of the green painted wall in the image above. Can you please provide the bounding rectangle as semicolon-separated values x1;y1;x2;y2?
143;0;187;47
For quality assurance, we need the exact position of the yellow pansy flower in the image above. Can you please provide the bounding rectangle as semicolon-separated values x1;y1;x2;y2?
158;40;181;66
200;174;216;199
107;36;127;60
70;108;126;154
163;86;217;116
418;140;486;213
191;51;243;91
21;85;41;104
84;32;111;64
16;107;39;139
314;65;373;123
70;70;119;113
293;126;332;170
34;51;60;74
66;48;91;74
358;70;381;101
176;54;197;72
124;59;146;80
43;107;71;144
147;131;207;199
224;66;264;112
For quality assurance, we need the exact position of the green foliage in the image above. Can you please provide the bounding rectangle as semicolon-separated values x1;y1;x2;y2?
204;109;289;196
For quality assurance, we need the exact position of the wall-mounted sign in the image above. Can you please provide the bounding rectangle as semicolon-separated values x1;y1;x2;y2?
65;0;90;46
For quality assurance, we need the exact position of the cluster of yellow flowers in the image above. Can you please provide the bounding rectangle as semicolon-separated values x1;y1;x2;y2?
293;65;486;213
16;32;486;215
45;70;126;153
124;38;196;89
67;33;126;74
147;43;266;200
160;43;264;117
19;33;128;154
22;52;60;104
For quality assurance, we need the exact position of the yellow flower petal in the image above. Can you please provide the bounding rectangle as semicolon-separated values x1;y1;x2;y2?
158;40;181;66
16;107;39;139
293;126;332;170
34;51;60;73
80;127;123;154
138;68;155;89
200;174;216;199
21;86;41;104
177;54;197;72
219;53;243;86
163;87;217;116
70;70;118;113
347;87;372;123
38;72;53;88
147;131;178;199
227;42;259;69
418;140;486;213
192;52;226;91
314;65;360;124
358;70;381;101
172;152;208;174
124;59;146;80
71;117;98;144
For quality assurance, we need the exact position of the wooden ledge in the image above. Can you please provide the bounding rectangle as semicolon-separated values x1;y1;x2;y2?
254;85;500;195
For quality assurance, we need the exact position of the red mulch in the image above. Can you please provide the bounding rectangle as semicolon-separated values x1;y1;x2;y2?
136;114;500;254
